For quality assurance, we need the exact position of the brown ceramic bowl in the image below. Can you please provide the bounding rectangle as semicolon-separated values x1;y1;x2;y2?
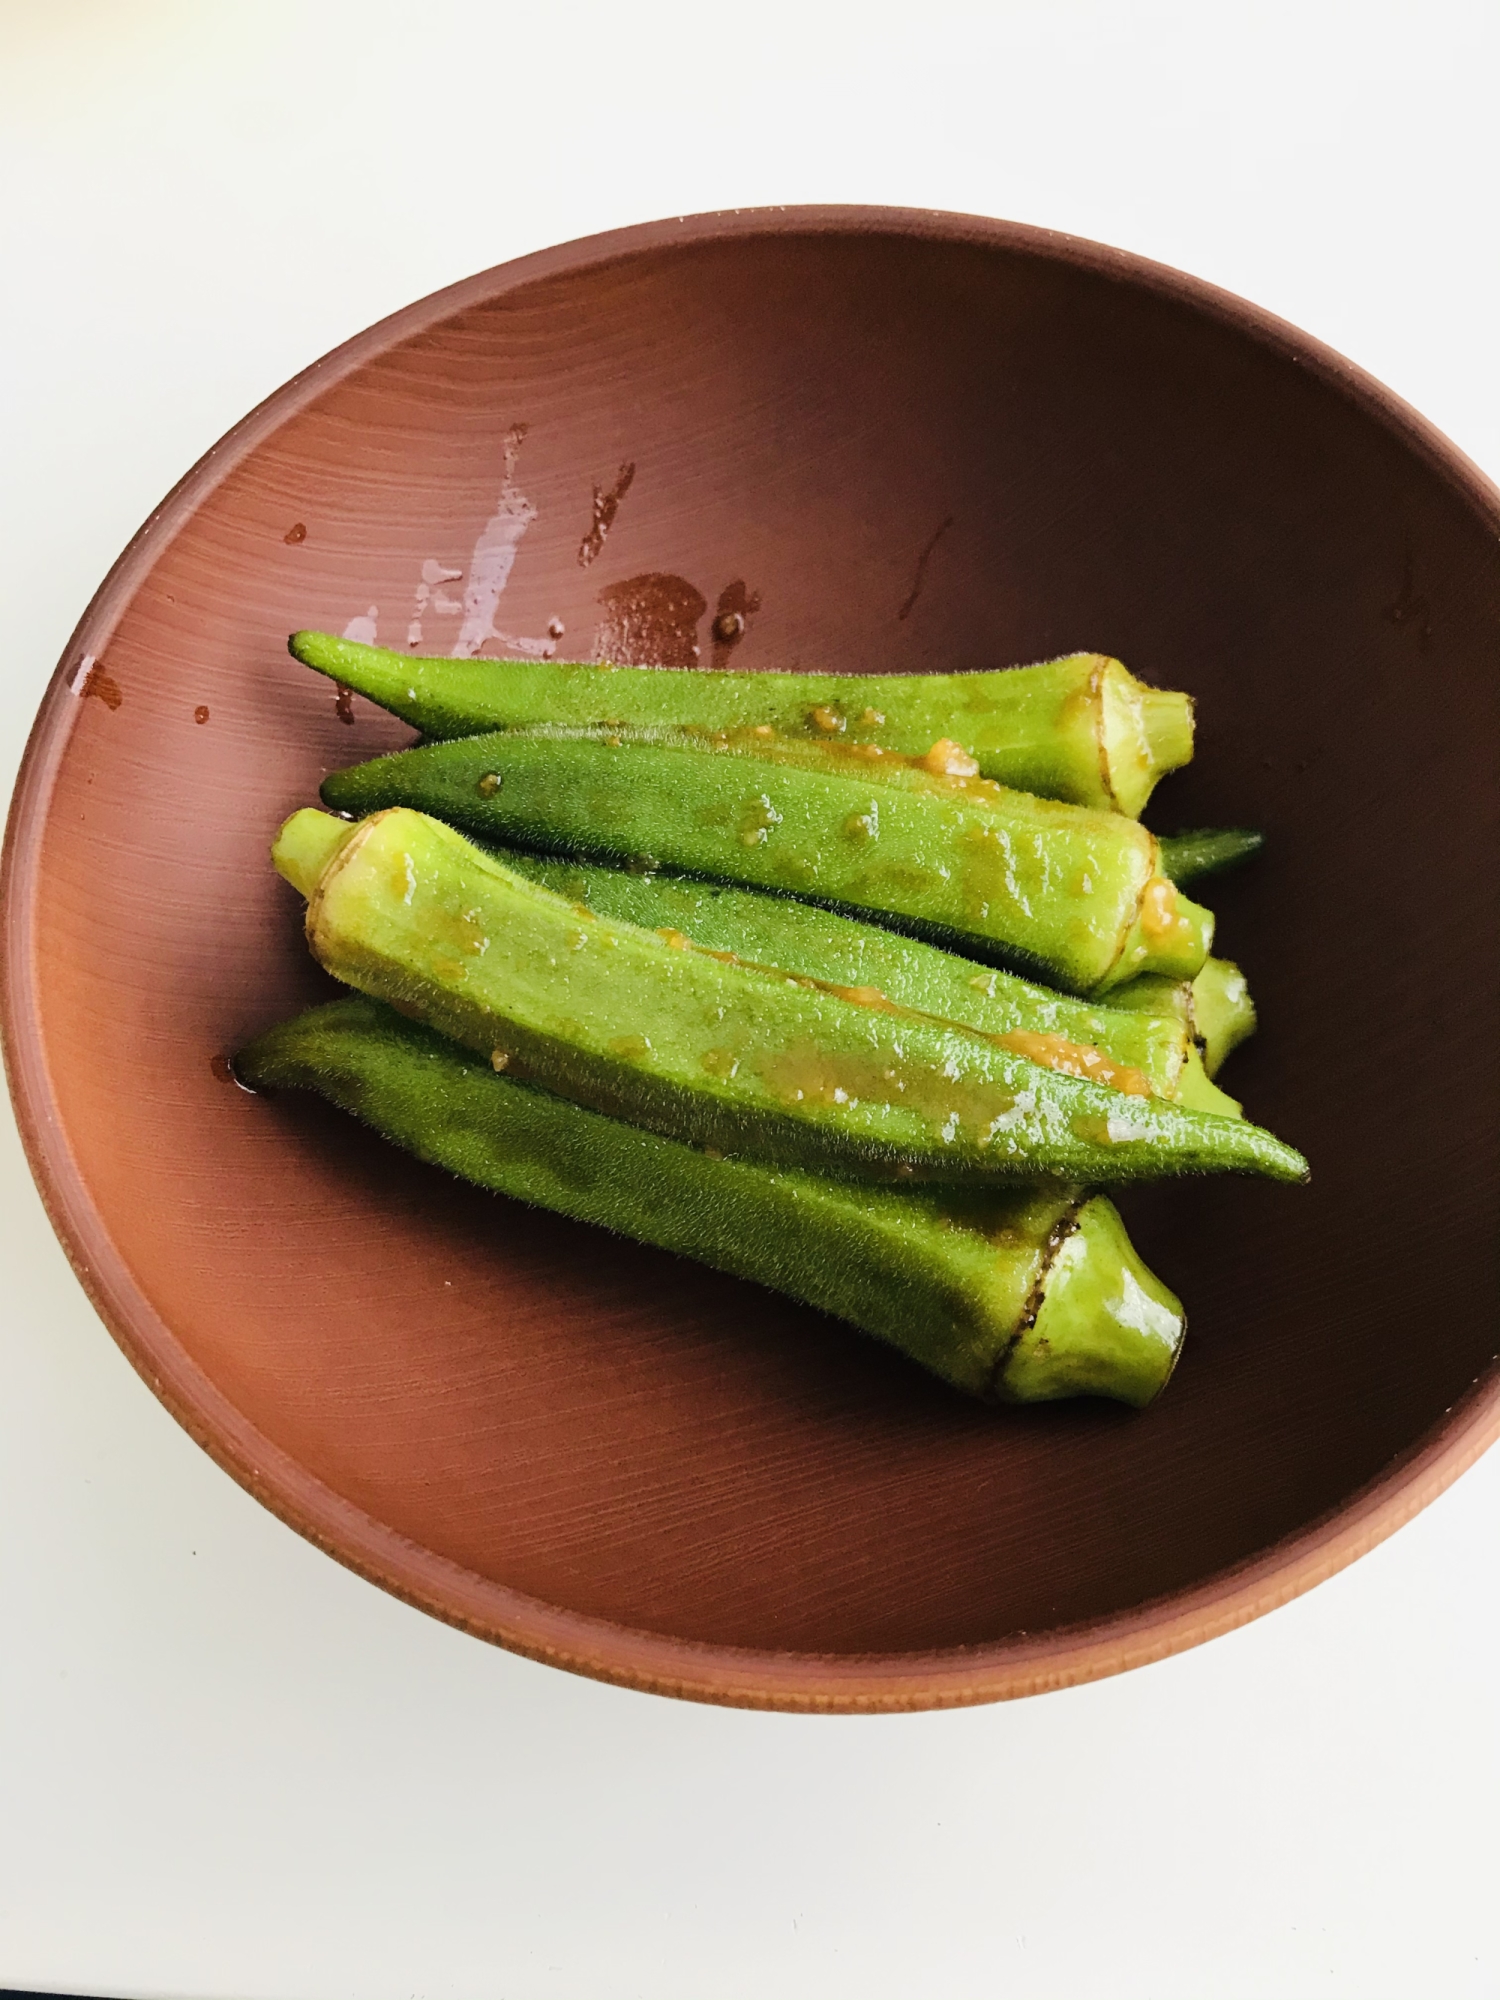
5;208;1498;1711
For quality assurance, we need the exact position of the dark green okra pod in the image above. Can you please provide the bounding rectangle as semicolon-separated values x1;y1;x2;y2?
236;994;1188;1406
1158;827;1264;886
274;807;1308;1184
502;849;1192;1099
320;728;1214;995
290;631;1195;817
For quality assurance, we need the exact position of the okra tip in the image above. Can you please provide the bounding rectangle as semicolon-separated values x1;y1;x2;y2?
1246;1130;1309;1185
1158;826;1265;887
288;629;348;674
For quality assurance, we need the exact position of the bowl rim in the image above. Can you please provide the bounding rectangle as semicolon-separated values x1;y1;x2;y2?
5;203;1498;1712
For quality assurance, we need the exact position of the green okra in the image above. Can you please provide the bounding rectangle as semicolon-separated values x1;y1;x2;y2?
1111;957;1257;1081
290;631;1195;818
1172;1047;1242;1119
1190;957;1257;1076
501;850;1192;1100
235;994;1188;1406
1108;969;1194;1030
274;806;1308;1185
320;728;1214;996
1158;826;1264;886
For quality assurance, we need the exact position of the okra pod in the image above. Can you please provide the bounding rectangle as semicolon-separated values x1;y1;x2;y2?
1158;827;1264;886
290;631;1195;817
1190;957;1257;1076
500;850;1192;1099
236;994;1188;1406
275;807;1308;1184
1172;1047;1242;1119
1111;957;1257;1080
320;728;1214;995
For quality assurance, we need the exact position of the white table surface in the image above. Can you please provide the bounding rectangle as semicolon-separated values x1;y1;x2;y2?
3;4;1497;1995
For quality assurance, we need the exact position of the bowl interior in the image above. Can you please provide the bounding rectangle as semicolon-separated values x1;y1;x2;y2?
11;214;1500;1699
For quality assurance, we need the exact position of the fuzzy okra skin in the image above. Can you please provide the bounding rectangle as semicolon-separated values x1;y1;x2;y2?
502;851;1192;1100
235;995;1188;1405
320;728;1213;995
276;807;1308;1184
1158;827;1264;886
290;631;1195;817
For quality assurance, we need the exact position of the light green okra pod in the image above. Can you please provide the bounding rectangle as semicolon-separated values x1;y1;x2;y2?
235;994;1188;1406
274;807;1307;1185
500;849;1192;1099
290;631;1195;817
1111;956;1258;1079
1189;958;1258;1076
319;727;1213;995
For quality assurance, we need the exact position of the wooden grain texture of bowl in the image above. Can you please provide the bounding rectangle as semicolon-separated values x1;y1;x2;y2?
4;208;1498;1711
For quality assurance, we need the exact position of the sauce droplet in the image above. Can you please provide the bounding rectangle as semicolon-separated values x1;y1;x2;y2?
739;794;783;846
578;463;635;568
81;662;123;711
194;705;210;725
918;738;980;778
710;581;761;666
595;572;705;666
210;1052;258;1093
284;522;307;545
1139;875;1192;944
996;1030;1153;1099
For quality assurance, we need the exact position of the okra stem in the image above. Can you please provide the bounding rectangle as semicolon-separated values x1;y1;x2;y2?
275;807;1308;1184
236;995;1187;1406
319;728;1213;995
289;632;1194;818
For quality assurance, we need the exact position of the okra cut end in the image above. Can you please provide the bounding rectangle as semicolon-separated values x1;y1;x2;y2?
1192;957;1257;1077
1138;687;1195;780
1096;879;1214;993
996;1196;1186;1408
273;807;354;899
1099;666;1195;818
